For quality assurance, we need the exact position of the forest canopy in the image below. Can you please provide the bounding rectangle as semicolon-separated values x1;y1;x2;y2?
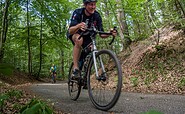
0;0;184;79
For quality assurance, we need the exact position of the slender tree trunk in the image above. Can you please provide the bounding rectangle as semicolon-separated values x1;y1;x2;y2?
37;2;43;79
103;0;111;50
27;0;31;76
107;0;124;47
146;1;160;45
57;16;65;79
116;0;131;50
135;19;141;35
174;0;185;18
61;50;64;79
116;0;125;43
0;0;10;62
0;1;3;37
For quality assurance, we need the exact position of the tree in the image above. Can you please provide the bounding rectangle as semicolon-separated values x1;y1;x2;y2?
1;0;184;79
0;0;10;62
26;0;31;76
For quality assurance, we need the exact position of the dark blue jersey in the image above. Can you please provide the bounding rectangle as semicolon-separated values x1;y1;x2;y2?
67;8;104;48
69;8;104;32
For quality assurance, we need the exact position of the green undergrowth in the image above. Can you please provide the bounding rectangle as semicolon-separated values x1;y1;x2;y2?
0;63;14;76
0;89;54;114
140;110;163;114
131;47;185;88
20;99;53;114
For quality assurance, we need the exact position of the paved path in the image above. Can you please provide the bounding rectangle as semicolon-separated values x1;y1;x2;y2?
28;82;185;114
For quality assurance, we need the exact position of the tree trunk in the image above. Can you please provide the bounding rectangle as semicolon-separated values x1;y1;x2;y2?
146;1;160;45
174;0;185;18
60;50;64;79
27;0;31;76
116;0;132;50
116;0;125;44
0;0;10;62
37;6;43;79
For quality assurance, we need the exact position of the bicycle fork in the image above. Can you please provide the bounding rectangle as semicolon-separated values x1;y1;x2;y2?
92;51;106;80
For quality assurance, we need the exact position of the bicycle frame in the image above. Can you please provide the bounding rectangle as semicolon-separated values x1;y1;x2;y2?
90;35;106;79
78;23;116;80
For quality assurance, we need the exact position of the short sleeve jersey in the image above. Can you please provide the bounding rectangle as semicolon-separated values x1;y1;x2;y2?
50;66;56;72
67;8;104;48
69;8;104;34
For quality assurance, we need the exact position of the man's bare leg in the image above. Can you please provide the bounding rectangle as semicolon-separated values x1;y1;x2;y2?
72;34;83;70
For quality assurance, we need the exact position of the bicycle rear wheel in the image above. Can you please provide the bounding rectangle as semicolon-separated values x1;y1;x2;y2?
68;63;81;101
87;49;122;111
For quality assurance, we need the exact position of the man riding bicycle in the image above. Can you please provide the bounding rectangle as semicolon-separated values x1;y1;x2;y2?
50;64;57;83
67;0;117;79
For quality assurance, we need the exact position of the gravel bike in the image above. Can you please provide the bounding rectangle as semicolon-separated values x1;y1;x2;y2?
51;72;56;83
68;21;122;111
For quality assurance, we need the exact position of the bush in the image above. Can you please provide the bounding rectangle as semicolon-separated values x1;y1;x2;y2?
20;99;53;114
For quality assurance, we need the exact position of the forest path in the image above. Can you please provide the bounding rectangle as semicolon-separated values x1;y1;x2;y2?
27;81;185;114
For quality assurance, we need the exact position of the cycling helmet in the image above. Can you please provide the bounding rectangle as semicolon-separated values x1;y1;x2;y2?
83;0;97;4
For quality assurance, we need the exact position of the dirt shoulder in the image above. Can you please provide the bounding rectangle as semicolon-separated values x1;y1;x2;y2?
120;24;185;95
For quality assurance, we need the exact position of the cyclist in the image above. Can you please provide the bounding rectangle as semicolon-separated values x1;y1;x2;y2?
67;0;117;79
50;64;57;83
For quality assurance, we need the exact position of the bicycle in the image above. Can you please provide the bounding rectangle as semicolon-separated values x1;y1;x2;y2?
51;72;56;83
68;21;122;111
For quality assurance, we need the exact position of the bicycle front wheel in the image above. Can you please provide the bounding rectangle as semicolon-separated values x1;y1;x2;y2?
87;49;122;111
68;63;81;101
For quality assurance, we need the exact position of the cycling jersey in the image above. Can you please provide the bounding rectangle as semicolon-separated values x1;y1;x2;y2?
50;66;56;73
67;8;104;48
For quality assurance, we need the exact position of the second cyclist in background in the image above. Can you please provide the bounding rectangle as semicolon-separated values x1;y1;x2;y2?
50;64;57;83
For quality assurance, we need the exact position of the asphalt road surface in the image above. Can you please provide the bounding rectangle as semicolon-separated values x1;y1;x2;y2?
28;81;185;114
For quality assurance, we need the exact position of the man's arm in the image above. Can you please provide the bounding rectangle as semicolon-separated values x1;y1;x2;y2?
69;9;87;35
69;22;86;35
99;29;117;38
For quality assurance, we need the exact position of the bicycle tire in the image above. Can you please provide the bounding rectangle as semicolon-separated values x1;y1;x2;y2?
68;63;81;101
87;49;122;111
52;75;56;83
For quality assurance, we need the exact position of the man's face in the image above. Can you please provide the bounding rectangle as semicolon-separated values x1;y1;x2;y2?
85;2;96;14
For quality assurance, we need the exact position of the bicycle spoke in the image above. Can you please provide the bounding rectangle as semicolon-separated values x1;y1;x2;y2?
88;50;122;110
68;63;81;101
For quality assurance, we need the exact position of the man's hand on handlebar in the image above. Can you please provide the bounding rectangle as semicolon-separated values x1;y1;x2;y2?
77;22;87;31
110;27;117;37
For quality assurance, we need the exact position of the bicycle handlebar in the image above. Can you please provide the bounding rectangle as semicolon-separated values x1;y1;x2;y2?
77;19;117;45
109;26;117;45
78;27;117;45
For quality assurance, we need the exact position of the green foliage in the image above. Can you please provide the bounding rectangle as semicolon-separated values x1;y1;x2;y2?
20;99;53;114
144;72;157;85
0;89;22;110
178;77;185;89
130;77;138;87
6;89;23;99
0;89;53;114
0;63;14;76
1;0;184;80
154;45;165;51
0;94;9;110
